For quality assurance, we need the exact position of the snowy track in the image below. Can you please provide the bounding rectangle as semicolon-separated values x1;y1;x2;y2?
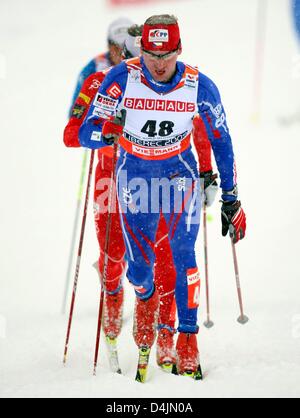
0;0;300;398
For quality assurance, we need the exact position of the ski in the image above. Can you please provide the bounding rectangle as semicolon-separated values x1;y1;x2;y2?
106;336;122;374
158;362;174;373
135;346;151;383
172;364;203;381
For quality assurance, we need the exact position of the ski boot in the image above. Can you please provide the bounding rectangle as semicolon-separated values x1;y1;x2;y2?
174;332;203;380
134;289;159;383
103;288;124;374
156;327;176;373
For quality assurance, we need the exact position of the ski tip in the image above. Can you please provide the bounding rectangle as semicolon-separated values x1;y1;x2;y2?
135;369;147;383
135;346;151;383
194;365;203;381
182;370;195;378
171;364;179;376
182;368;203;381
173;364;203;380
105;336;122;375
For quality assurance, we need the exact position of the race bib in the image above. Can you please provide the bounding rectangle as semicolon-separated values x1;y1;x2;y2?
187;268;201;309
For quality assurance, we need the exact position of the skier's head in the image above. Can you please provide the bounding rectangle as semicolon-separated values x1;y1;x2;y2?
141;15;182;83
107;17;134;65
122;25;143;60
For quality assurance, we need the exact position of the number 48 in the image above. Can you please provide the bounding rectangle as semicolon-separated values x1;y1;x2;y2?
141;120;174;138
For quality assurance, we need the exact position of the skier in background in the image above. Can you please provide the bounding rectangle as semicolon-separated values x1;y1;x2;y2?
293;0;300;42
65;24;218;374
281;0;300;124
70;17;133;114
79;14;246;379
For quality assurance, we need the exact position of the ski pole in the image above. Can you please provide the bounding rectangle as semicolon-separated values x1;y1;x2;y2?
203;203;214;329
61;149;89;314
93;142;119;376
231;239;249;325
63;149;95;364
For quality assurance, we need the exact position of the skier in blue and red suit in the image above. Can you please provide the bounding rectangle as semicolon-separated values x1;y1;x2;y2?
79;14;247;378
292;0;300;42
70;17;133;113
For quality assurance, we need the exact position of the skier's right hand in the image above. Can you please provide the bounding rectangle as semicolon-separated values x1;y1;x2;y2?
102;109;126;145
200;170;218;207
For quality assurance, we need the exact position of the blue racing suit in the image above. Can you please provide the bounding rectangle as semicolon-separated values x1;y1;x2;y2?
69;52;112;116
293;0;300;42
79;57;237;334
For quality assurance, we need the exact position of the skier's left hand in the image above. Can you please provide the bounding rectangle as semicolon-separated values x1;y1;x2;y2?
102;109;127;145
221;200;246;244
200;170;218;207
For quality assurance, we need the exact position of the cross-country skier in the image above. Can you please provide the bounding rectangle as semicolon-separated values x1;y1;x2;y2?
281;1;300;124
69;17;134;114
65;24;218;375
80;15;243;379
292;0;300;42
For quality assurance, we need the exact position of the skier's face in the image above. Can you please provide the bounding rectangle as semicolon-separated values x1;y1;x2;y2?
142;47;182;83
109;44;123;66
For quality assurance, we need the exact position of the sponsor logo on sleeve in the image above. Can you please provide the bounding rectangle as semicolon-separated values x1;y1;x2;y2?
93;108;104;118
94;93;118;112
213;104;226;130
213;104;223;118
89;79;102;90
106;82;122;99
79;92;91;105
72;104;86;119
91;131;102;142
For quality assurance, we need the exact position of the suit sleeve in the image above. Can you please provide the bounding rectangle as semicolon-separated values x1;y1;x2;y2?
192;115;213;173
197;73;237;200
69;59;97;117
64;73;105;148
79;63;128;150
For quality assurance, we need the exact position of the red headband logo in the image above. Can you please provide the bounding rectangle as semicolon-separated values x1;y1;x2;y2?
149;29;169;46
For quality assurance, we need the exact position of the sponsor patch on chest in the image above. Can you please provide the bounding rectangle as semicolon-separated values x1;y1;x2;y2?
185;74;197;89
124;98;196;113
106;82;122;99
93;93;118;117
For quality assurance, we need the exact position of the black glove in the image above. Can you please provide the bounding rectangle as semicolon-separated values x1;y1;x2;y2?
102;109;127;145
221;200;246;244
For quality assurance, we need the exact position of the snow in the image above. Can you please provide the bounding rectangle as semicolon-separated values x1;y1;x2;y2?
0;0;300;398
